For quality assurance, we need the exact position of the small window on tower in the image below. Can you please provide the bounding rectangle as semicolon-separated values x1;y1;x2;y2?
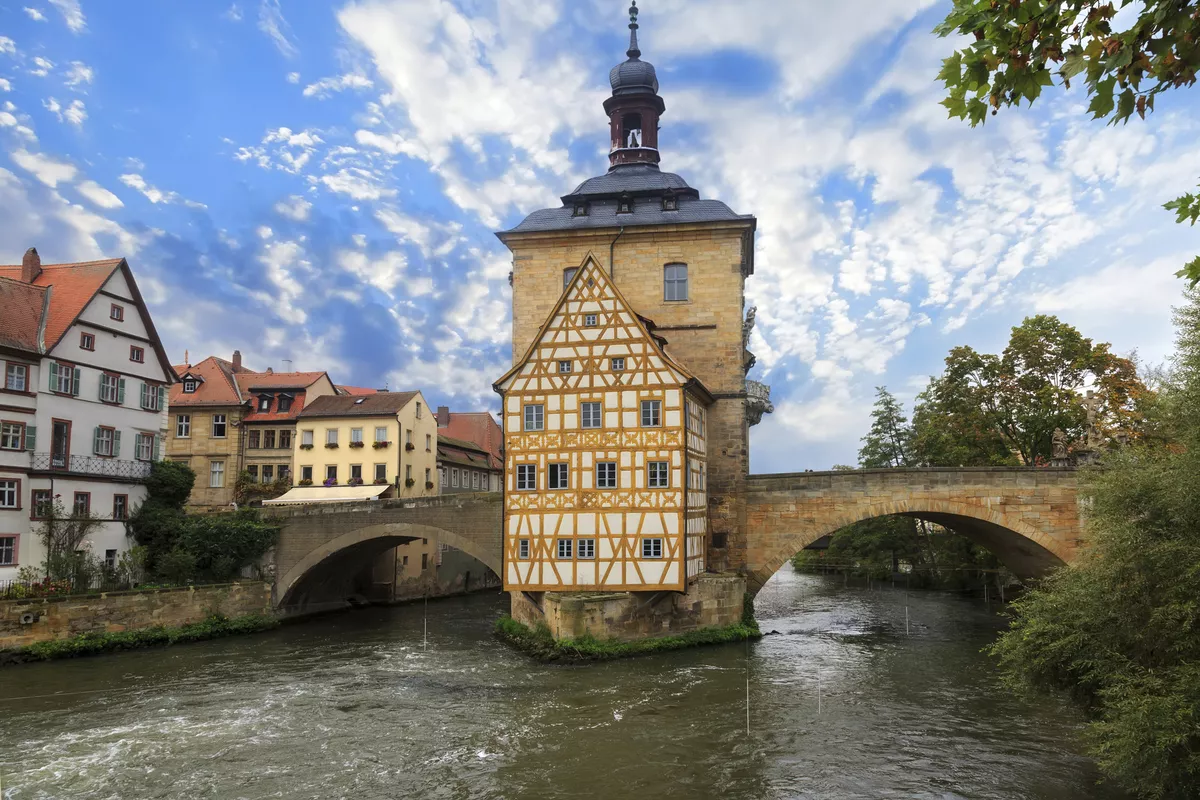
584;314;598;327
573;203;589;217
616;193;633;214
563;267;578;291
558;361;572;374
662;190;678;211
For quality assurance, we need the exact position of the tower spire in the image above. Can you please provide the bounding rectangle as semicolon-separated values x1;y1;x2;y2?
627;1;640;60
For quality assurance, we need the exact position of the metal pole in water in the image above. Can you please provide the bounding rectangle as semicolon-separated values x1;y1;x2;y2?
423;593;428;651
905;605;910;635
984;583;989;605
817;670;822;715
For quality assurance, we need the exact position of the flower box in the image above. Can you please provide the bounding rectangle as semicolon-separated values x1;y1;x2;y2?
323;479;338;487
374;478;389;485
372;441;391;449
325;443;339;449
405;443;415;452
298;478;313;486
299;444;314;450
405;478;416;488
425;481;434;490
348;477;364;486
349;441;365;449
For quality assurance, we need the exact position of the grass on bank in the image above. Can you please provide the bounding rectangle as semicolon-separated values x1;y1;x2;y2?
0;613;279;666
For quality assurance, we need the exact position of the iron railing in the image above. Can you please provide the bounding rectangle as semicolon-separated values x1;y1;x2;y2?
0;575;143;600
29;453;152;481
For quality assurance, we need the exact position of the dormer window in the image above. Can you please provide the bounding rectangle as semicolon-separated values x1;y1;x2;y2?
662;190;678;211
617;193;633;214
183;380;197;394
258;395;272;412
278;394;293;413
572;202;589;217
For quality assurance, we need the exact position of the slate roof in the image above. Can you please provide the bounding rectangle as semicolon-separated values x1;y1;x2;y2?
299;391;419;418
565;164;694;200
0;276;48;353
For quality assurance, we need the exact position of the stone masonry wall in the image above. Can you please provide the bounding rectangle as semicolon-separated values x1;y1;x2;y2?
0;582;273;650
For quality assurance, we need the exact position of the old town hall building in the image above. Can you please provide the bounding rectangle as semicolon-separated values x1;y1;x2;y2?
495;4;766;599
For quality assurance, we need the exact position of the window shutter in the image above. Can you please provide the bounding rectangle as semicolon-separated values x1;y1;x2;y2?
98;378;106;402
72;367;81;396
93;426;102;455
25;425;36;452
157;386;165;410
139;382;147;409
113;430;121;458
118;378;126;405
49;362;58;390
152;435;161;462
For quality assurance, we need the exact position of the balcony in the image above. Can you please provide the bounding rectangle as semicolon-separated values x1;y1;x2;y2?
29;453;152;482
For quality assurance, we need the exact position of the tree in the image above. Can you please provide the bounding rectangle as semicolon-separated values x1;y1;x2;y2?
858;386;913;468
990;290;1200;799
129;460;195;573
935;0;1200;285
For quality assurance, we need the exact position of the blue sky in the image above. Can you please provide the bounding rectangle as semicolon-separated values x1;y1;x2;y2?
1;0;1196;472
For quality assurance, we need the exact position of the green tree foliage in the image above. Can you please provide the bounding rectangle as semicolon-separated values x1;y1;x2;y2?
990;291;1200;798
858;386;913;468
129;460;195;572
935;0;1200;285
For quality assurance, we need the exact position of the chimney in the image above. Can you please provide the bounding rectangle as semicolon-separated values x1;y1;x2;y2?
437;405;451;428
232;350;242;370
282;359;293;372
21;247;42;283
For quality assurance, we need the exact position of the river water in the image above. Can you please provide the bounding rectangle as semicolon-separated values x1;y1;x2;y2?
0;569;1121;800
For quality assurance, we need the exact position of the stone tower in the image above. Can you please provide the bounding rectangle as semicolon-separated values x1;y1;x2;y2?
496;1;763;577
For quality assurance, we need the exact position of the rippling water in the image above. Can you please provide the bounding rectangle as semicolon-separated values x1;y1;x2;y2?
0;570;1122;799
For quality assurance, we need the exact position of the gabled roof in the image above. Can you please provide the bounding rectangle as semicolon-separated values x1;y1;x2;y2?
236;371;329;392
438;411;503;468
0;276;49;354
299;391;419;418
0;257;175;378
493;252;712;403
336;384;378;395
437;434;499;470
168;356;244;407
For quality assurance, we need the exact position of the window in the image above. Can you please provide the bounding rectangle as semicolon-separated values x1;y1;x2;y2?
611;357;625;372
425;433;432;451
351;428;363;444
301;465;313;482
641;399;661;427
258;395;271;412
278;395;293;413
523;404;544;431
440;468;447;487
548;463;569;490
452;468;459;487
80;332;95;351
558;361;572;374
405;464;412;482
518;539;530;559
516;464;537;490
416;402;422;419
212;414;227;438
210;461;225;488
248;430;261;449
261;465;274;483
176;415;191;438
51;362;77;394
581;402;602;429
350;464;362;483
263;430;276;449
93;426;115;457
0;535;14;566
556;539;573;559
301;429;313;447
5;363;27;392
280;430;292;449
595;462;617;489
584;313;598;327
135;433;154;462
662;191;678;211
326;429;338;445
183;379;197;393
105;549;118;571
648;461;669;488
113;494;128;520
426;467;432;485
421;552;428;570
616;193;633;214
471;471;480;489
0;421;23;450
130;346;145;363
405;429;412;446
32;490;52;519
247;465;259;482
279;465;290;484
0;479;18;509
578;539;595;559
140;382;161;411
664;263;688;302
375;463;387;482
642;538;663;558
572;202;589;217
100;373;121;404
374;426;388;443
563;267;578;290
325;465;338;483
110;304;124;321
73;492;91;516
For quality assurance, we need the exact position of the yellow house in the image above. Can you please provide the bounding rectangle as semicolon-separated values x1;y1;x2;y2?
285;391;439;500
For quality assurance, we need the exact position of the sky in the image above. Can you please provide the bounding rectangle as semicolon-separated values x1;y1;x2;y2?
0;0;1196;473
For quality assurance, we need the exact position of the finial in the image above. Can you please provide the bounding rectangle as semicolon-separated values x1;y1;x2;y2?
626;0;640;60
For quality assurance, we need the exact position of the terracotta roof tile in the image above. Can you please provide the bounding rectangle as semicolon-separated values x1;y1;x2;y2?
0;276;48;353
336;384;378;395
300;391;418;418
439;411;503;468
169;356;244;407
236;371;328;391
0;259;122;351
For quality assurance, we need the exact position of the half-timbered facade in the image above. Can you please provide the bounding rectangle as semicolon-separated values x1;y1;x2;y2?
495;255;711;592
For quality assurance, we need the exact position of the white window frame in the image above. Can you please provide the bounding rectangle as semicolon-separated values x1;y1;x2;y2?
130;346;145;363
100;373;120;404
95;427;115;457
302;429;314;446
375;426;388;443
5;363;27;392
516;464;537;491
581;402;602;429
558;361;572;374
648;461;669;488
375;463;387;482
351;427;363;444
326;428;339;445
642;538;663;558
54;363;74;394
472;471;480;489
523;404;544;432
556;539;572;559
183;379;197;393
664;263;688;302
611;357;625;372
0;422;23;451
140;383;161;411
584;313;598;327
0;535;15;566
578;539;595;559
452;468;459;487
641;399;661;428
548;462;569;490
135;433;154;462
0;480;17;509
595;462;617;489
212;414;227;438
209;460;225;488
518;539;530;559
440;467;447;487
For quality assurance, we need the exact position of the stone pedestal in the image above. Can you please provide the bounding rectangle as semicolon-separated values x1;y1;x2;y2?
510;573;746;642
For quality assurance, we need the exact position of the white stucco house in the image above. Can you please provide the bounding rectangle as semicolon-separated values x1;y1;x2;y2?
0;248;174;583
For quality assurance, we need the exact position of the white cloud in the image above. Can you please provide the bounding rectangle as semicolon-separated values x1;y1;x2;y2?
0;37;15;55
75;179;123;209
223;4;243;22
119;173;206;208
48;0;85;33
273;194;311;221
24;7;46;22
258;0;297;58
64;61;93;89
302;73;373;99
0;79;10;92
286;71;300;84
317;167;395;201
10;148;76;187
30;57;53;77
44;97;86;126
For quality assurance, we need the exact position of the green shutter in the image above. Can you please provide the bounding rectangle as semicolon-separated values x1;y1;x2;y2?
48;362;58;391
98;377;106;402
93;426;102;455
157;386;165;411
25;425;36;452
118;378;126;405
71;367;81;396
152;435;161;462
113;430;121;458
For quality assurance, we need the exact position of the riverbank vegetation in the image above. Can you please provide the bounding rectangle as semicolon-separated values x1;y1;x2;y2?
494;616;761;663
0;613;279;666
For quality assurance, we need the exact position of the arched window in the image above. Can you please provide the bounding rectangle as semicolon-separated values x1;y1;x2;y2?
664;263;688;302
563;267;578;291
621;113;643;148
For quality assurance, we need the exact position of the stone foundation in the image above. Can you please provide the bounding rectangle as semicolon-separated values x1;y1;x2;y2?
0;583;273;650
510;573;746;642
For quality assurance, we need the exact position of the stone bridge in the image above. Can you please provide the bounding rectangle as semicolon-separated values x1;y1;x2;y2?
268;468;1081;610
741;467;1081;594
266;493;501;614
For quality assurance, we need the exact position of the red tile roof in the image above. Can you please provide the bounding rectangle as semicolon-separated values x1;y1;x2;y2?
0;259;122;352
170;356;244;407
336;385;378;395
237;371;329;391
439;411;503;469
0;276;48;353
300;391;418;418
